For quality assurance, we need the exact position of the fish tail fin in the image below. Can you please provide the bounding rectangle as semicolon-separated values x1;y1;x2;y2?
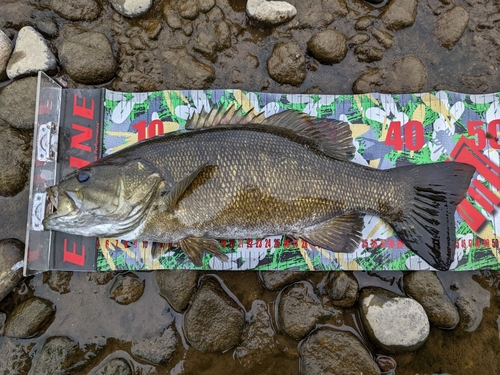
387;162;475;270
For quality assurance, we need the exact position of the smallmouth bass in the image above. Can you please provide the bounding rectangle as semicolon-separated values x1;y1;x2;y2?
43;105;475;270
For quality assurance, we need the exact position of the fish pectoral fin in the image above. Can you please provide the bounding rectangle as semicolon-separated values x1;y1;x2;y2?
180;237;228;266
157;163;211;212
296;213;364;253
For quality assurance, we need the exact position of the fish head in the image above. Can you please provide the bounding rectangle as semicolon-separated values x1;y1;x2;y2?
42;157;164;237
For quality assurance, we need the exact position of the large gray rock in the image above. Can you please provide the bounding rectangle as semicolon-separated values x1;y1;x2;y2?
59;32;117;84
0;239;24;301
299;328;381;375
184;276;245;352
156;270;198;311
327;271;359;308
44;271;73;294
131;324;178;365
6;26;57;79
0;29;12;80
246;0;297;25
0;124;32;196
278;281;323;340
109;273;145;305
359;287;429;353
234;300;279;368
92;358;133;375
30;336;85;375
267;42;306;87
403;271;459;329
259;270;305;291
110;0;153;18
307;30;348;64
434;6;469;49
0;76;37;129
49;0;101;21
4;297;55;338
382;0;417;31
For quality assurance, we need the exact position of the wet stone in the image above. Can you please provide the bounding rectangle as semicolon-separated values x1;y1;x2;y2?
0;29;12;80
359;287;429;353
434;6;469;50
278;281;323;340
259;270;305;291
44;271;73;295
354;45;383;62
198;0;216;13
162;49;215;89
131;324;178;365
267;42;306;87
0;125;32;196
349;33;370;47
403;271;459;329
327;271;359;308
0;339;32;375
36;17;59;38
370;27;395;49
31;336;84;375
110;0;153;18
455;295;483;332
234;300;279;367
299;328;381;375
59;31;117;84
382;0;417;31
109;273;145;305
246;0;297;26
355;16;373;31
156;270;198;311
4;297;55;338
87;271;116;285
179;0;199;20
93;357;133;375
0;239;24;301
460;73;489;93
49;0;101;21
307;29;348;64
6;26;57;79
184;276;245;352
0;77;37;129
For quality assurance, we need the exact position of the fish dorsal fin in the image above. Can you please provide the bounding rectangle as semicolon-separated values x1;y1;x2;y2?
157;163;208;212
185;104;266;130
186;104;354;161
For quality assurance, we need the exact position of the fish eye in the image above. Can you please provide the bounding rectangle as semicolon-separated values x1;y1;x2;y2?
77;169;91;183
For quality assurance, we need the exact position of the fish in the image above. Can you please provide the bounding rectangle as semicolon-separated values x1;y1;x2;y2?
42;105;476;270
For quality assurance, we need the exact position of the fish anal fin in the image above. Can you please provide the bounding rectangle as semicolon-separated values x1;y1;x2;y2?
180;237;228;266
296;213;364;253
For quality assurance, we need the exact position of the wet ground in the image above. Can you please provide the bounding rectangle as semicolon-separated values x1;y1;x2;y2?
0;0;500;374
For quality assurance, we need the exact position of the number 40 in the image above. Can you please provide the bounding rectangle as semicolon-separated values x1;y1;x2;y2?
385;120;425;151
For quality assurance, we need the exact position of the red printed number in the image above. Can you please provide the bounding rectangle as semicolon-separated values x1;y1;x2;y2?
385;121;425;151
132;119;165;142
467;120;500;150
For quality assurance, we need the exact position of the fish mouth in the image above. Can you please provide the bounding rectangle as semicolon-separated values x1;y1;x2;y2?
43;186;80;227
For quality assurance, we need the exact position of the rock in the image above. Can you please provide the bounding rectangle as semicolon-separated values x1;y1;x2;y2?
353;55;427;93
355;16;373;31
37;18;59;38
234;300;279;367
184;276;245;352
179;0;199;20
87;271;116;285
370;27;395;49
455;295;483;332
93;358;133;375
327;271;358;308
0;76;38;129
0;239;24;301
278;281;322;340
0;125;32;196
198;0;216;13
267;42;306;87
354;45;384;62
156;270;198;311
44;271;73;294
109;273;145;305
131;324;178;365
382;0;417;31
434;6;469;49
31;336;84;374
299;328;381;375
110;0;153;18
162;49;215;89
0;339;32;375
307;30;348;64
49;0;101;21
403;272;459;329
6;26;57;79
246;0;297;25
0;29;12;80
59;32;117;84
349;33;370;47
359;287;429;353
4;297;55;338
259;270;305;291
460;73;489;93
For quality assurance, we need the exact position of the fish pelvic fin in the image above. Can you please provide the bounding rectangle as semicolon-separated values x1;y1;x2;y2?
388;162;475;271
180;237;228;266
296;213;364;253
186;104;355;161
